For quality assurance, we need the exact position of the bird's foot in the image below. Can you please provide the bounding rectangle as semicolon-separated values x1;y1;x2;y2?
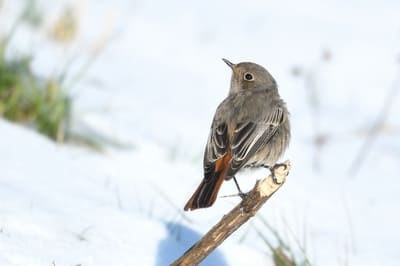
238;191;249;200
238;192;250;216
233;176;249;199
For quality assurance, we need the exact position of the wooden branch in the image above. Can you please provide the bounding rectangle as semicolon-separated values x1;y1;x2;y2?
171;160;291;266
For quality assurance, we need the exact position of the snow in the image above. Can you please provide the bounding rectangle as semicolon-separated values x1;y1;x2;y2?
0;120;267;265
1;0;400;265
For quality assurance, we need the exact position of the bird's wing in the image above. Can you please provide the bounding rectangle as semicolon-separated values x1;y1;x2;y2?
227;106;286;176
203;123;229;181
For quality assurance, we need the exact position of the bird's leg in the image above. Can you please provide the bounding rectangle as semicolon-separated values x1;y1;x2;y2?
268;163;288;184
233;176;247;199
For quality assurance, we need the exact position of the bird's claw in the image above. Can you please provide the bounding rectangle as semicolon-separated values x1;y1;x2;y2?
238;191;249;200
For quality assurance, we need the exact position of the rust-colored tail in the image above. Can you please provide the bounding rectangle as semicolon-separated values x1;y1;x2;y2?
183;172;225;211
184;154;231;211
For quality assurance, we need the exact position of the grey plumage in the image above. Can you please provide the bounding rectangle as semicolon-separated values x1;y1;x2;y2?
184;59;290;211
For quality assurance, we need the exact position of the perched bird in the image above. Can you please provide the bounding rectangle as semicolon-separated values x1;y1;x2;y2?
184;59;290;211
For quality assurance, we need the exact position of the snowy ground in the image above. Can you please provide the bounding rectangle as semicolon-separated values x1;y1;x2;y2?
0;120;266;266
1;0;400;265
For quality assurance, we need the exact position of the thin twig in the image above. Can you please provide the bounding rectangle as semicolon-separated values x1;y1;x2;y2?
349;66;400;174
281;216;312;266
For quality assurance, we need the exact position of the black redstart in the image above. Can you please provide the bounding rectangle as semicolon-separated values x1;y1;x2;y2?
184;59;290;211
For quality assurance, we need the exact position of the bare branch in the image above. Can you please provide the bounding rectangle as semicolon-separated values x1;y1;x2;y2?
171;160;291;266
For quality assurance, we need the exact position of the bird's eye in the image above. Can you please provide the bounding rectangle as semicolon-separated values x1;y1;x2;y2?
244;73;254;81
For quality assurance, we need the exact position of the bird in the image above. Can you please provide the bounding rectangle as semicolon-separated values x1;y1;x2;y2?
183;59;290;211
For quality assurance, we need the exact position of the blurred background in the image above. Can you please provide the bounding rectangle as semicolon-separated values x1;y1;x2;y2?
0;0;399;265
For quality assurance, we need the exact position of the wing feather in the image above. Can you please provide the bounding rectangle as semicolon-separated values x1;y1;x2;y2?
203;123;229;181
203;106;286;180
226;107;285;177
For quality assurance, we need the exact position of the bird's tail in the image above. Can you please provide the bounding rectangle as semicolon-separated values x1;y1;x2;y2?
183;171;225;211
184;153;231;211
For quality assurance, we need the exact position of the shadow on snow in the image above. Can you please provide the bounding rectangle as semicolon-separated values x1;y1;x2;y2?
156;221;227;266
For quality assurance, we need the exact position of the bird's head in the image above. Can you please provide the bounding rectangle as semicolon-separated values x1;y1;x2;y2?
222;58;277;94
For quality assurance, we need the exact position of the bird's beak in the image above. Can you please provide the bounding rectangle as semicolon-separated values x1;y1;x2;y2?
222;58;235;69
